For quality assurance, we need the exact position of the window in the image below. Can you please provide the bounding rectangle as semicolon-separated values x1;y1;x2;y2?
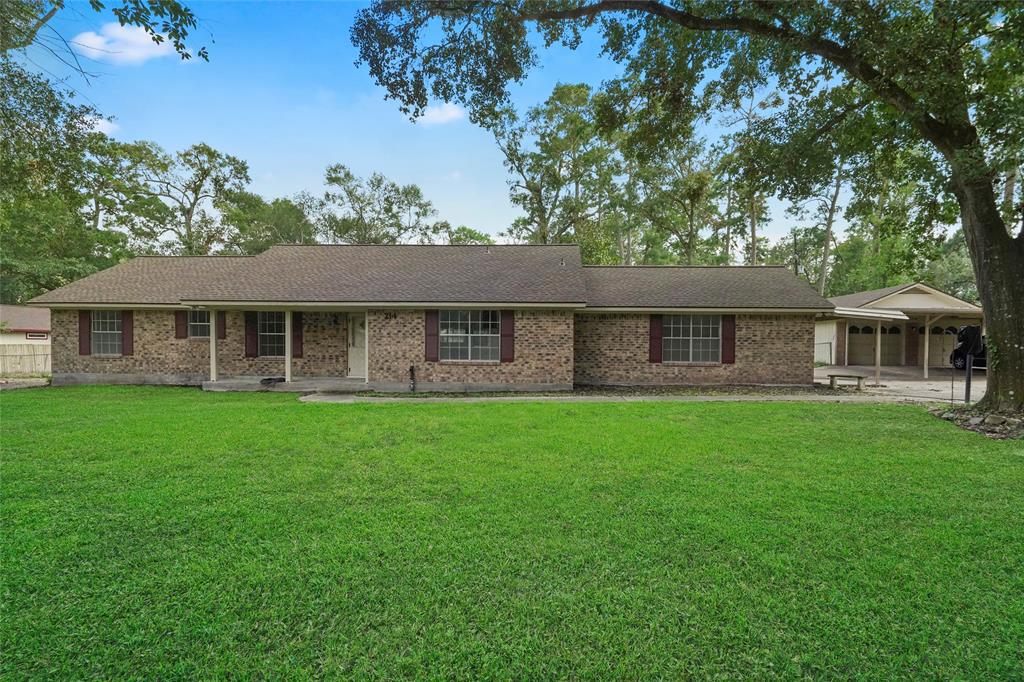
188;310;210;338
439;310;500;361
25;332;47;340
258;311;286;356
91;310;123;355
663;315;721;363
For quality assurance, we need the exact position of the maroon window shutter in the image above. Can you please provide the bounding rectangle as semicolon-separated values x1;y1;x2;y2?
216;311;226;340
174;310;187;338
424;310;439;362
648;314;663;363
78;310;92;355
244;312;258;357
500;310;515;362
292;312;303;358
121;311;134;356
721;314;736;364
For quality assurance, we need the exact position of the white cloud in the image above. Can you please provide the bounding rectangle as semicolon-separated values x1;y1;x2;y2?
87;116;119;135
417;103;465;126
72;23;175;65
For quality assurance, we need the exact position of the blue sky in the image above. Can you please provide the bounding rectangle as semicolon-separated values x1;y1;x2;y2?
32;1;801;242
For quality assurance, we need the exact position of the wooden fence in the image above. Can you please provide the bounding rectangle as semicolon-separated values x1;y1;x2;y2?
0;344;51;376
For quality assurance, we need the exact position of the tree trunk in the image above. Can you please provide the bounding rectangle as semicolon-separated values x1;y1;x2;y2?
723;183;733;263
1003;165;1018;229
818;170;843;295
748;194;758;265
953;171;1024;412
686;204;695;265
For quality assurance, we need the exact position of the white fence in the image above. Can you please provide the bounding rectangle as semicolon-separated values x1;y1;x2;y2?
0;344;51;376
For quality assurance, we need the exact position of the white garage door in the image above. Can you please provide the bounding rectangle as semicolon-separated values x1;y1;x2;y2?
847;324;903;365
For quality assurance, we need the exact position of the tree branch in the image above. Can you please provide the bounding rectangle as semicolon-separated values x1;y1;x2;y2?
519;0;957;154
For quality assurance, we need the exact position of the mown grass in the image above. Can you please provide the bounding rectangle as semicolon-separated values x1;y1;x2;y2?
2;386;1022;679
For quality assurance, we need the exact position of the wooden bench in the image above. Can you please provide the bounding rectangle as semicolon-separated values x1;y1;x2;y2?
828;373;866;391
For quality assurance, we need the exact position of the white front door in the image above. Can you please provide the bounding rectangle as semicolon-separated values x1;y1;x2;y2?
347;313;367;378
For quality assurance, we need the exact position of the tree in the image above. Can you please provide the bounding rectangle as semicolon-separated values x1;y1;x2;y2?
140;143;250;254
920;231;979;304
443;225;495;245
352;0;1024;410
217;190;318;254
0;59;129;302
319;164;443;244
81;135;170;240
634;140;718;265
1;0;207;65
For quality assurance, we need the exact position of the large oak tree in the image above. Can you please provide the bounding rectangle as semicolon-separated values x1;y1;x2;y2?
352;0;1024;410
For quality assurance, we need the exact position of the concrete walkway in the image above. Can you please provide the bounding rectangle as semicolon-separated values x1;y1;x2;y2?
0;378;49;391
815;365;986;403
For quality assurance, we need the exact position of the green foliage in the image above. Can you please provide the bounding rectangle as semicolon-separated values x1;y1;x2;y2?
3;387;1023;677
0;59;131;303
319;163;444;244
443;224;495;245
920;231;980;303
217;191;318;255
1;0;207;61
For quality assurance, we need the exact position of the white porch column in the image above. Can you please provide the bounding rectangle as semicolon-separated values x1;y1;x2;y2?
284;310;293;382
922;314;932;379
208;310;218;381
873;322;882;386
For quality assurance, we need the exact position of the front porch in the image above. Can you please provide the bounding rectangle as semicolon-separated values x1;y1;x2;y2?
201;308;368;385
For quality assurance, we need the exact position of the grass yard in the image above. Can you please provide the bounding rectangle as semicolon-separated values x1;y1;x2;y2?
2;387;1022;679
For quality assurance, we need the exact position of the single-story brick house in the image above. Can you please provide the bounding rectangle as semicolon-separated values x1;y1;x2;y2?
29;245;834;391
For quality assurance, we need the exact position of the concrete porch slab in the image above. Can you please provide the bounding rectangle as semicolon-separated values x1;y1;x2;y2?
202;377;371;393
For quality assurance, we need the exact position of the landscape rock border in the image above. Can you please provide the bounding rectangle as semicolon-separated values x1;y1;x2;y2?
930;406;1023;440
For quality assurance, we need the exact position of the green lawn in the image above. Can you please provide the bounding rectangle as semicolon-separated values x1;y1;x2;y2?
2;387;1022;679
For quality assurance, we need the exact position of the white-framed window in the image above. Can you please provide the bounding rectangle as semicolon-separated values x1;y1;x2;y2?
663;314;721;363
439;310;500;362
91;310;123;356
188;310;210;338
25;332;48;340
258;311;286;357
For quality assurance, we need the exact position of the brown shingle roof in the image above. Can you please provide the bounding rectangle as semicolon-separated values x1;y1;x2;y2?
0;305;50;332
29;246;588;306
827;283;912;308
186;244;587;304
28;256;254;305
28;246;834;310
582;265;834;309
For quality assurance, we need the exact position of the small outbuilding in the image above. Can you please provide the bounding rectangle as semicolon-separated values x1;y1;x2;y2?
815;282;983;381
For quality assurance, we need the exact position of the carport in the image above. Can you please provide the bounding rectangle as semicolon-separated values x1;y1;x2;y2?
821;306;909;386
815;282;984;381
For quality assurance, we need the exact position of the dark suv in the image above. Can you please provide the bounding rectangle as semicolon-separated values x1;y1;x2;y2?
950;325;986;370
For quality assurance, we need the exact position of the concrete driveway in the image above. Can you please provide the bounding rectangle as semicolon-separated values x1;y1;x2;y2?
815;365;986;404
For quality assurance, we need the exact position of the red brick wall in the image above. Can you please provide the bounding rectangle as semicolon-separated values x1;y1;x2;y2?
573;313;816;385
367;308;574;388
